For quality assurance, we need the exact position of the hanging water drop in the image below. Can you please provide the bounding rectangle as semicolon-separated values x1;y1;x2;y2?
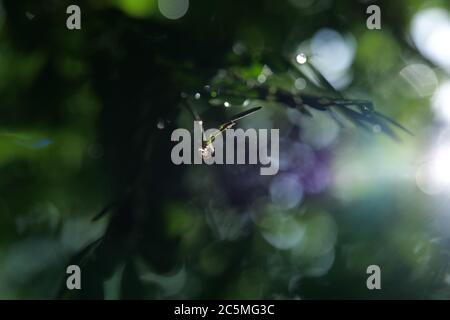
224;101;231;108
360;104;373;116
194;92;201;100
157;119;165;129
296;53;307;64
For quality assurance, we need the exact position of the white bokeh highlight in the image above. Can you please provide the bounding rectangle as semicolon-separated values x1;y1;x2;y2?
411;8;450;71
158;0;189;20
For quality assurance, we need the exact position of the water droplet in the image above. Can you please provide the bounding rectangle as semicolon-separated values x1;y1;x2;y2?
257;74;267;83
157;119;165;129
296;53;307;64
194;92;201;100
199;144;215;159
204;85;211;92
224;101;231;108
373;124;381;133
242;99;250;107
360;104;374;115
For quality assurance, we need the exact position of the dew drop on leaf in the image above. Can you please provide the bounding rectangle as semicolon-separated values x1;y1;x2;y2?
296;53;307;64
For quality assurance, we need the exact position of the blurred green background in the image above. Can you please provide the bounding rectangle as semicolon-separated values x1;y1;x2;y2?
1;0;450;299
